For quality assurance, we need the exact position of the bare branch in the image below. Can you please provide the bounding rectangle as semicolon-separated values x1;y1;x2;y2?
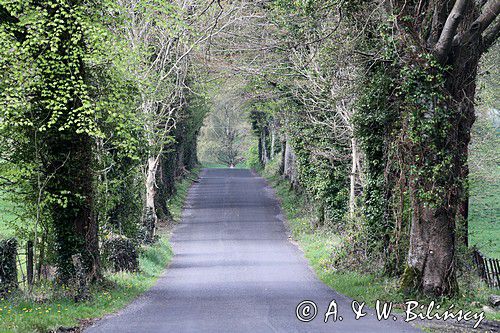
433;0;469;62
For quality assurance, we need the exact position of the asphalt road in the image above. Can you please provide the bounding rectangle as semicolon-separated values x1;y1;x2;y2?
86;168;420;333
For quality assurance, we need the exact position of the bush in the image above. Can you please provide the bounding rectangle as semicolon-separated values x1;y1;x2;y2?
102;236;138;273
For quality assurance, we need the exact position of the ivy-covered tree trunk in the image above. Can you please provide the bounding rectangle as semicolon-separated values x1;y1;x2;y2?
405;61;479;296
46;132;99;282
400;0;498;296
26;0;102;283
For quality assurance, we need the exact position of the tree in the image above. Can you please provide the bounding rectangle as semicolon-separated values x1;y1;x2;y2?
0;0;108;281
198;85;252;167
353;0;500;296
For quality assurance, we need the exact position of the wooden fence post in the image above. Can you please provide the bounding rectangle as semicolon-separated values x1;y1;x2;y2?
27;240;33;286
494;258;500;287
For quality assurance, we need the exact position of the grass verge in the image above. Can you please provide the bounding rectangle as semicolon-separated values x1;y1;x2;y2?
0;168;199;332
261;165;500;324
167;167;200;222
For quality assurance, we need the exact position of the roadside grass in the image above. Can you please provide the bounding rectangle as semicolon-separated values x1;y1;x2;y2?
167;167;200;222
0;238;173;332
261;165;500;323
0;168;200;332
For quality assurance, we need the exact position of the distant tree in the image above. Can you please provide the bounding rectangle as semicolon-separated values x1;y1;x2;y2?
198;88;252;167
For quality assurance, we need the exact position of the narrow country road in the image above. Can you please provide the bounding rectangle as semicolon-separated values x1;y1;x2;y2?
87;168;419;333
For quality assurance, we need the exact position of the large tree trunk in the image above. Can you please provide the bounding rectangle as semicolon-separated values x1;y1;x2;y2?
283;138;298;187
405;190;458;295
36;1;100;282
404;39;480;296
47;133;100;283
404;89;477;296
270;126;276;158
261;130;269;165
283;139;291;178
279;139;286;175
398;0;497;295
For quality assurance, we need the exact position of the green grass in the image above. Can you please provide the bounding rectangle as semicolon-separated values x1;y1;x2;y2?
468;115;499;259
0;192;17;239
469;180;499;259
167;167;200;222
262;165;500;322
0;167;200;332
469;171;500;259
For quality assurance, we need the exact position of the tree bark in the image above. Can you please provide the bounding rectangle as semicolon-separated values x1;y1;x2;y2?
47;132;100;282
405;188;457;295
144;155;159;243
283;139;297;187
279;139;286;175
270;126;276;158
261;130;269;166
349;137;358;218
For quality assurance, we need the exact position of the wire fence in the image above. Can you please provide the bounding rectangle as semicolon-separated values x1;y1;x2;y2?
15;240;33;288
10;239;500;290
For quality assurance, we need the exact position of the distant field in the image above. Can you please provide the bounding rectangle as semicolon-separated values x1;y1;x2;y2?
469;175;500;258
468;111;499;259
0;191;16;238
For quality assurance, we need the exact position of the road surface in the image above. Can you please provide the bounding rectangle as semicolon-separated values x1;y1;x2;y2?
86;168;419;333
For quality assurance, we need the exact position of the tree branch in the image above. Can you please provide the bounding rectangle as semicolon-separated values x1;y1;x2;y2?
473;0;500;35
433;0;469;62
482;16;500;50
453;0;500;47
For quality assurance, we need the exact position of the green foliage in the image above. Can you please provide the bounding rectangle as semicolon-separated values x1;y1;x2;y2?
291;127;349;227
0;0;206;281
354;66;398;258
248;90;349;228
245;143;262;171
397;56;457;206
